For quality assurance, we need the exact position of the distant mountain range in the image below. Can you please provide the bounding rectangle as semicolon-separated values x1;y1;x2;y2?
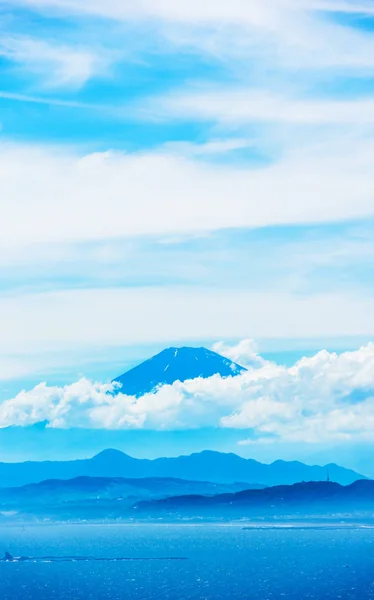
2;478;373;523
0;475;259;504
113;346;246;396
0;476;259;515
134;480;374;520
0;449;364;488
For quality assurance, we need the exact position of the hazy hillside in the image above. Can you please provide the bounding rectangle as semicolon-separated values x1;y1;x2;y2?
134;480;374;520
0;449;364;488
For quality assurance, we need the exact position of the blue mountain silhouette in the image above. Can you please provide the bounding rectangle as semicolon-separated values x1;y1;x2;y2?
134;480;374;520
113;346;247;396
0;449;364;488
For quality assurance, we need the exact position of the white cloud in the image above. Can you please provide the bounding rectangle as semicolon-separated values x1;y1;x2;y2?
212;339;267;369
0;287;374;356
2;341;374;445
1;138;374;254
0;0;296;25
0;36;112;88
309;1;374;14
0;91;93;108
154;90;374;125
9;0;374;23
163;139;254;157
8;0;374;75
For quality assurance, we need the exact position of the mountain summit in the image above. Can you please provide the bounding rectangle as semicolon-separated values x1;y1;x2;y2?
113;346;247;396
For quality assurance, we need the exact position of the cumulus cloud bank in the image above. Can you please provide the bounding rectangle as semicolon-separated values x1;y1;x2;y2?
2;340;374;445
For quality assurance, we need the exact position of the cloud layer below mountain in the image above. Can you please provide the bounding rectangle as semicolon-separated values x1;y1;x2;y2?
2;340;374;445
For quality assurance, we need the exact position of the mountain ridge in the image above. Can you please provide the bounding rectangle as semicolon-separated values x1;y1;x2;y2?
133;479;374;519
0;475;260;505
4;478;373;523
0;449;364;488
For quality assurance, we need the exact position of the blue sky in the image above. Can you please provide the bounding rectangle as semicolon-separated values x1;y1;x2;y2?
1;0;374;462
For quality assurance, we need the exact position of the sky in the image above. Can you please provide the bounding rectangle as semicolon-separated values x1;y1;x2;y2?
1;0;374;465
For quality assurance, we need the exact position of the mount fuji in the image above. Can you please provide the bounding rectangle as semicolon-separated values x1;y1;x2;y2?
113;346;247;397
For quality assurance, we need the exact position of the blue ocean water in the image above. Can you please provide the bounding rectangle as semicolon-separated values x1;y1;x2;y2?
1;524;374;599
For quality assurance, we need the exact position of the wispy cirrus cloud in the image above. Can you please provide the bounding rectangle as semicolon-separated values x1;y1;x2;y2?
0;287;373;356
0;139;373;252
149;89;374;125
7;0;374;22
308;0;374;14
5;0;374;74
0;35;115;88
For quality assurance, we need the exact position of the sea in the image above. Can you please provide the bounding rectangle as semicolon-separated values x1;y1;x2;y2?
1;524;374;599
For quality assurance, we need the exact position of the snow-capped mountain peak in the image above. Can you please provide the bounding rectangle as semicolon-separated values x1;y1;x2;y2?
113;346;246;396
